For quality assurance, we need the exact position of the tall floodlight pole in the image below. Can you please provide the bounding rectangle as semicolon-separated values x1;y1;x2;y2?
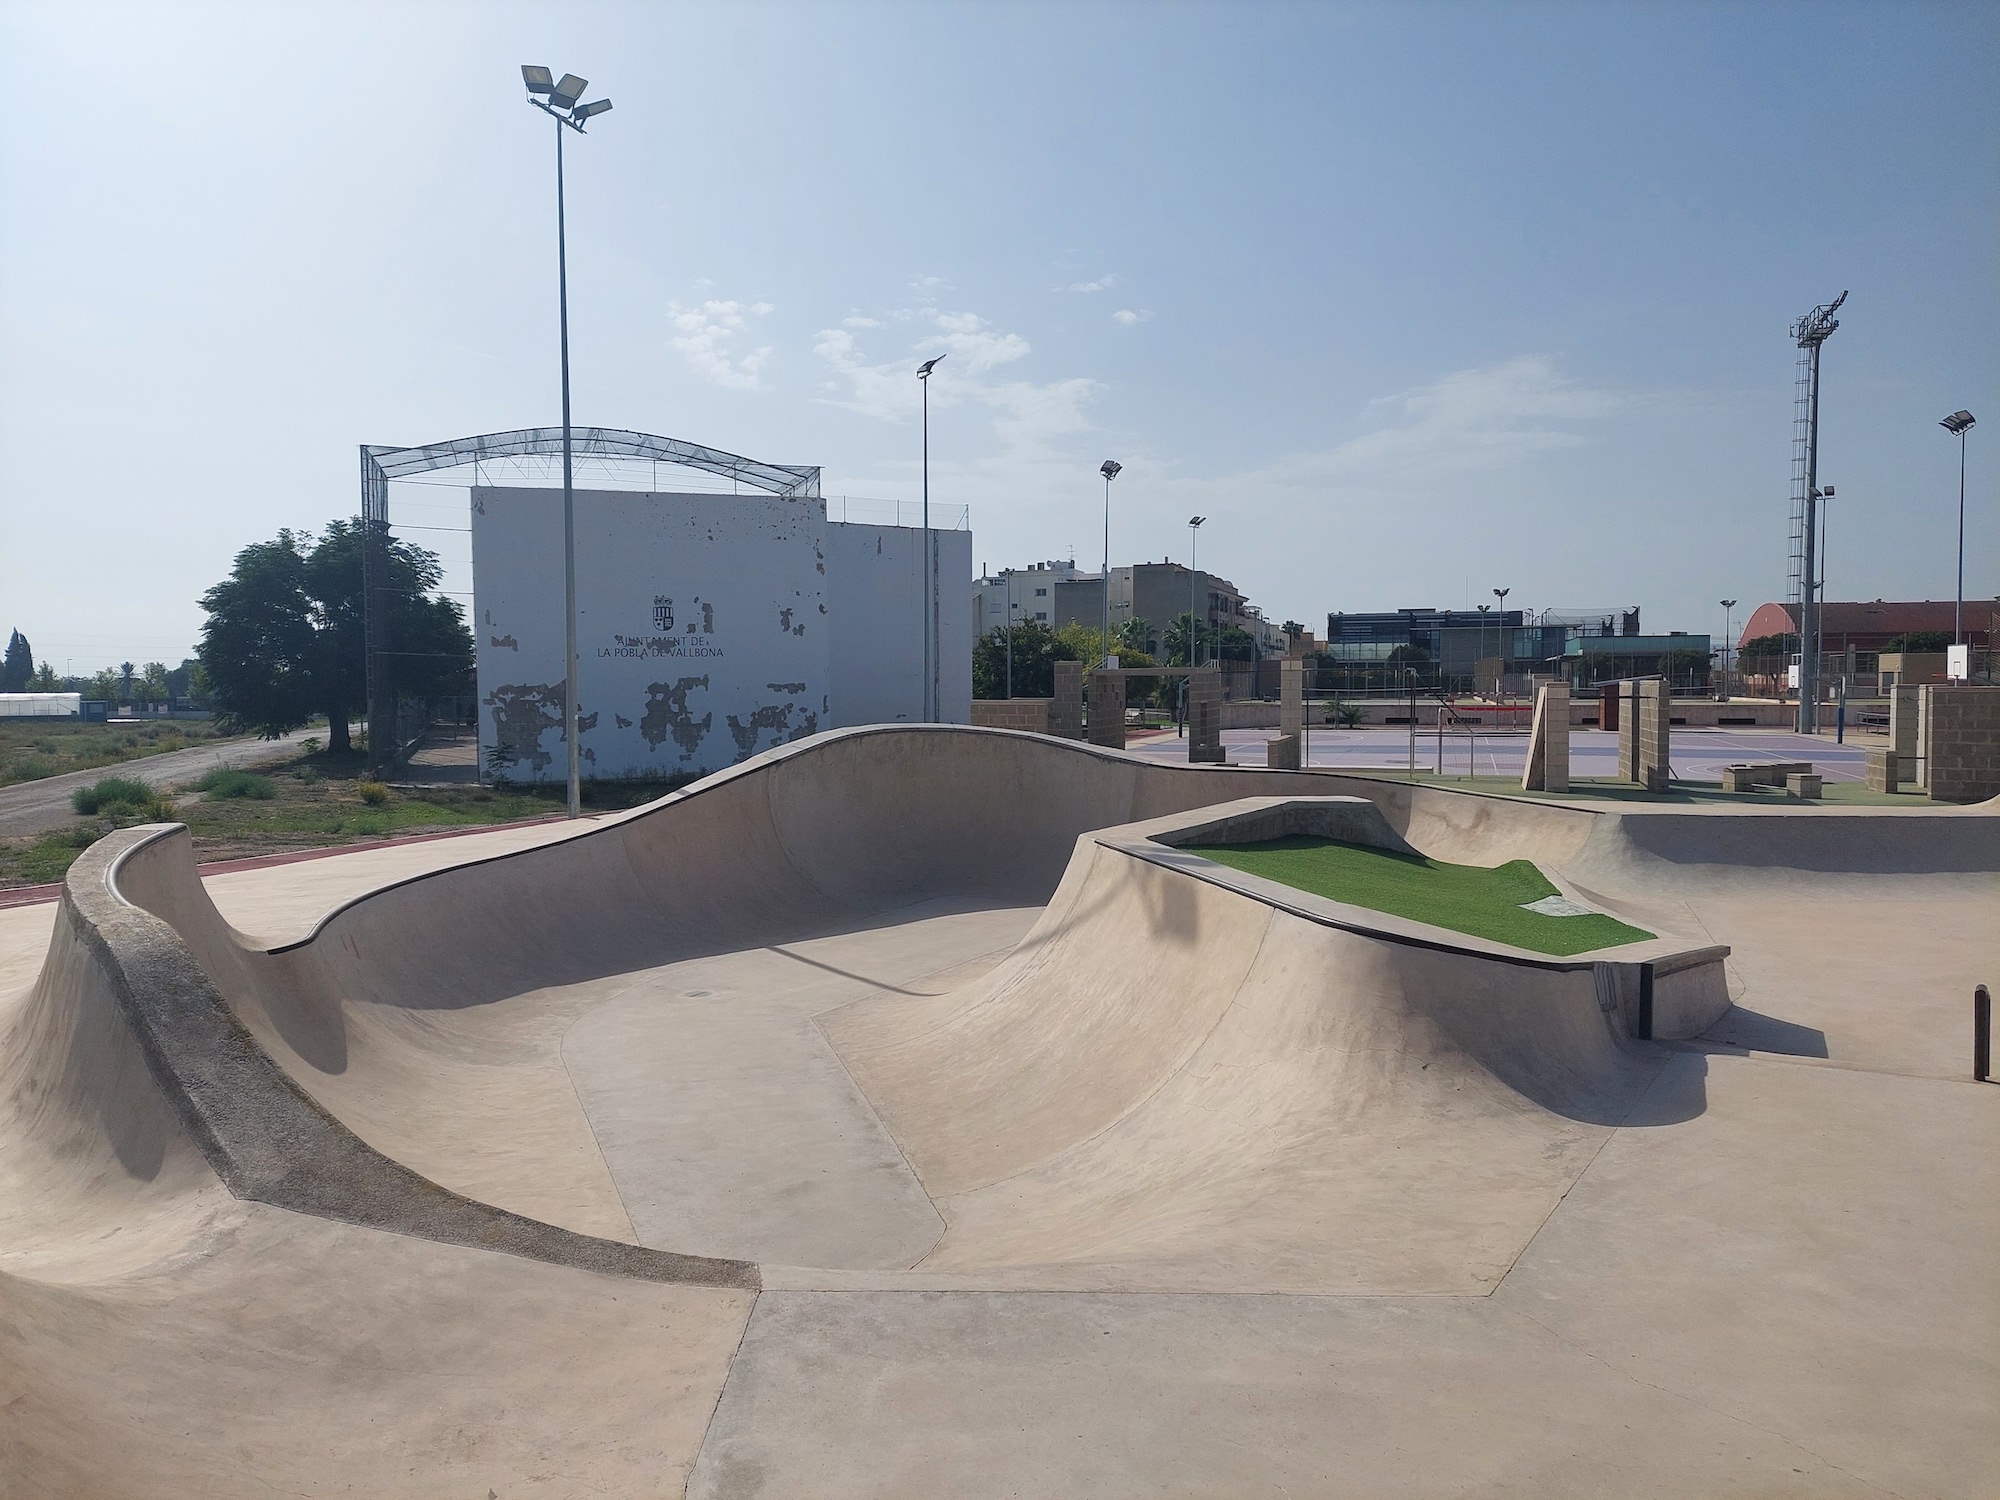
1099;461;1122;664
1788;291;1845;734
1719;599;1737;699
1187;516;1206;666
918;356;946;719
1941;411;1977;646
1492;587;1510;696
522;66;613;818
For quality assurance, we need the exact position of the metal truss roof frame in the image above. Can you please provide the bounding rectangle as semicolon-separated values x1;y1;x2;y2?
358;427;820;772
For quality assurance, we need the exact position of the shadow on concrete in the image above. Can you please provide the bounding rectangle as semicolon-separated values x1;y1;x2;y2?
1698;1004;1830;1059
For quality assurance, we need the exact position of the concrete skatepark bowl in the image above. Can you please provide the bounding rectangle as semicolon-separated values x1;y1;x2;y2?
2;726;1995;1496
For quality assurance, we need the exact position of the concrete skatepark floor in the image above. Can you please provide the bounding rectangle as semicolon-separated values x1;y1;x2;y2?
0;726;1994;1498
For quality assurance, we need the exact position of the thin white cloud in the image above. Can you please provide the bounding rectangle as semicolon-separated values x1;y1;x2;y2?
667;299;775;390
1111;308;1152;325
842;315;881;329
1062;274;1118;293
813;308;1097;460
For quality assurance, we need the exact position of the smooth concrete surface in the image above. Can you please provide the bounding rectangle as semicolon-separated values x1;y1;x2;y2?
2;725;1996;1497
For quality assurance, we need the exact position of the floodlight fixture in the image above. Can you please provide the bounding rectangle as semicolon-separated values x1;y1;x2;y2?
1189;515;1205;528
518;64;612;816
1098;460;1123;664
917;355;945;379
1941;410;1977;643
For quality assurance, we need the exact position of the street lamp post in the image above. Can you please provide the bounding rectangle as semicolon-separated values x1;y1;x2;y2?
1187;516;1206;667
1719;600;1737;700
1491;587;1510;698
1099;461;1122;665
1941;411;1977;646
521;65;612;820
917;356;946;719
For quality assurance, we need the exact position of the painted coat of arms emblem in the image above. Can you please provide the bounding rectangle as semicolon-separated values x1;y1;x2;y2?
652;595;674;632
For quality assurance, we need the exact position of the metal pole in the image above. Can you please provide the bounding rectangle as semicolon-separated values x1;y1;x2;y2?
1005;575;1013;699
1189;531;1198;668
922;377;931;720
557;116;580;820
1975;984;1991;1083
1798;343;1823;736
1102;476;1111;664
1956;428;1968;646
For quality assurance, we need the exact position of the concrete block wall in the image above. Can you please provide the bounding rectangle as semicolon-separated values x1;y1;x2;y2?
1189;669;1225;763
1051;661;1084;740
971;699;1052;733
1919;686;2000;803
1087;671;1127;749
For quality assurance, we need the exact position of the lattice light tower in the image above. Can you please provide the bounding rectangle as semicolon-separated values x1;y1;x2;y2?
1788;290;1845;734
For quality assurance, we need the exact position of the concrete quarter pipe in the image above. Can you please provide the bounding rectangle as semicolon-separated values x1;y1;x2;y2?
2;726;1995;1497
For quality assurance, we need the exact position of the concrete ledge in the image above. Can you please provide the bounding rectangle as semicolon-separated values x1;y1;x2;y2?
62;826;760;1289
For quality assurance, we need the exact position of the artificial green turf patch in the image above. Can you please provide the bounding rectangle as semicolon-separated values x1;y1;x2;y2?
1177;835;1654;956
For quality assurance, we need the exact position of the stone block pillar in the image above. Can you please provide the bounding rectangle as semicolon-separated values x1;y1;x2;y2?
1615;679;1670;791
1266;733;1301;770
1889;684;1920;786
1051;660;1084;740
1521;682;1570;792
1188;668;1225;763
1087;670;1126;749
1918;685;2000;802
1280;659;1303;741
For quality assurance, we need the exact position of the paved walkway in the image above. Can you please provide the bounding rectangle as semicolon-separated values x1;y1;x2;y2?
0;725;328;839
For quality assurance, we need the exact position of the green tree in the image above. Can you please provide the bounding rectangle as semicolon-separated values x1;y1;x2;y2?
198;520;472;753
1214;625;1257;662
1;629;31;691
1658;648;1710;687
972;620;1077;699
1115;616;1150;655
30;662;58;691
1884;630;1952;653
1162;613;1196;667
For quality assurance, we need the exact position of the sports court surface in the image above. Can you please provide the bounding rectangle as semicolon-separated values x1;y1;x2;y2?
2;725;1993;1497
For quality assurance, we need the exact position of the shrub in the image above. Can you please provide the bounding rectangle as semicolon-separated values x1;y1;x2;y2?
356;780;390;806
300;737;322;754
197;768;277;800
292;765;320;784
72;776;155;815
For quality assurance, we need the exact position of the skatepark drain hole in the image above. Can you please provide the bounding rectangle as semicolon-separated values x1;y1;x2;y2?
1178;836;1655;956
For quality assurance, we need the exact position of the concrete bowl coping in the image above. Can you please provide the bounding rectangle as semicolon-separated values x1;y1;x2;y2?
1112;796;1732;1039
63;824;760;1289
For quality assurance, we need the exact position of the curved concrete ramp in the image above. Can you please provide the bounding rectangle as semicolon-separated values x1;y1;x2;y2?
11;727;1998;1293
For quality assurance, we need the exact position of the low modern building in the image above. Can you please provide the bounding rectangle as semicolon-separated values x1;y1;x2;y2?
972;559;1089;637
1051;561;1252;657
1738;599;1994;656
473;486;971;781
1318;606;1709;694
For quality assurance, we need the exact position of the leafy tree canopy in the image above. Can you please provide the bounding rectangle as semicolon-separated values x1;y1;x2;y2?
1884;630;1952;653
1736;633;1799;662
973;619;1079;699
198;520;471;751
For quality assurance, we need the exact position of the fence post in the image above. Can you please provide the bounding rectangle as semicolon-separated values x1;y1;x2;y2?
1977;985;1991;1083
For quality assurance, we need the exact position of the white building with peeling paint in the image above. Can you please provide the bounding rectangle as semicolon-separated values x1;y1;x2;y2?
471;486;970;782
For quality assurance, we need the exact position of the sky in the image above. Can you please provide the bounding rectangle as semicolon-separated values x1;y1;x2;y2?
2;0;1995;674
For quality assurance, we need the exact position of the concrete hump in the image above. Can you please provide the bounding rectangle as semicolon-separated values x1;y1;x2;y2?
820;802;1701;1295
